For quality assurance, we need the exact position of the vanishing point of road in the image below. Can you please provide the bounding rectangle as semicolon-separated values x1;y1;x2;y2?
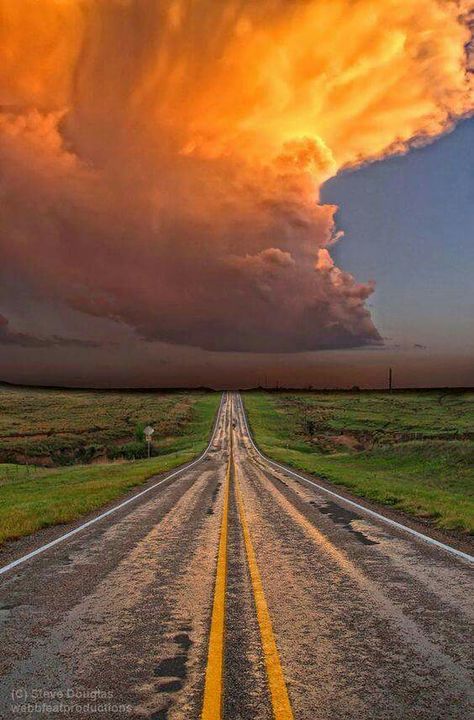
0;393;473;719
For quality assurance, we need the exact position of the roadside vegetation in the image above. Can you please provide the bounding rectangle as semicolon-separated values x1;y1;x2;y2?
243;391;474;535
0;390;220;545
0;385;216;466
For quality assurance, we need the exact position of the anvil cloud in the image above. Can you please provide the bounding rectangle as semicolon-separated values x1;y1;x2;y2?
0;0;472;355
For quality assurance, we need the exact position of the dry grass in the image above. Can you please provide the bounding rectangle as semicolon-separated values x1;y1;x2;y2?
0;392;220;545
243;391;474;534
0;385;215;465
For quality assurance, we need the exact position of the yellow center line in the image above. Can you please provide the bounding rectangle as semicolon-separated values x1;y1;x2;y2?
201;402;232;720
201;396;294;720
234;464;295;720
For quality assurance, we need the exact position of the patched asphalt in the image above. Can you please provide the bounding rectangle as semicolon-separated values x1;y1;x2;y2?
0;393;472;719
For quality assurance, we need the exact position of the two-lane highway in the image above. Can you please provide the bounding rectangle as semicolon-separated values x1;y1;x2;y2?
0;393;473;719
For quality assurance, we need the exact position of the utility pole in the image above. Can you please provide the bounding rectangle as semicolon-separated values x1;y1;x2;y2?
388;367;393;392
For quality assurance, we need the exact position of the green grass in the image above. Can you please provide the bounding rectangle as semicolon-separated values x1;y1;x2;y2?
0;385;217;465
0;392;220;545
243;391;474;535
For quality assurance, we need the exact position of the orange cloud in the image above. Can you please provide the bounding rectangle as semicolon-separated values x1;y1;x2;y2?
0;1;472;353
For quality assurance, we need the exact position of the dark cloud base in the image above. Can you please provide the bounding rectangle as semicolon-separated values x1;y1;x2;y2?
0;0;471;379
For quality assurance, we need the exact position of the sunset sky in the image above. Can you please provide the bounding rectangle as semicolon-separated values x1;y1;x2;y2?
0;0;473;388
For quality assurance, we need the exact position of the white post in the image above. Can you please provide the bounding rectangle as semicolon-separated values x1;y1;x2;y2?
144;426;155;460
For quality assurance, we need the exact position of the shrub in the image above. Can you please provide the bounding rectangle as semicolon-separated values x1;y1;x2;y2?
107;441;148;460
134;423;146;442
302;417;317;437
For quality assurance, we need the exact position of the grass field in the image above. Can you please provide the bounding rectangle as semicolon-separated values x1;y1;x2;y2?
0;391;220;545
243;391;474;535
0;384;217;466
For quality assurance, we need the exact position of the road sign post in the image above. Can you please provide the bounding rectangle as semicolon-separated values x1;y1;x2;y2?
144;426;155;459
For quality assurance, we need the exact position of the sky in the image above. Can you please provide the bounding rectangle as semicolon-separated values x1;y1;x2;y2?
322;117;474;357
0;0;473;388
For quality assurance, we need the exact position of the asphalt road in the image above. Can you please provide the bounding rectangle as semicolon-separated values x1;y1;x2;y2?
0;393;473;719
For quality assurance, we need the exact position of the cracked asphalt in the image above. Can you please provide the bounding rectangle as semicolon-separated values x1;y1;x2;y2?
0;393;472;719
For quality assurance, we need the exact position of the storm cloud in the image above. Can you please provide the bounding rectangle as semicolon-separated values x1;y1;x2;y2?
0;1;472;356
0;314;99;349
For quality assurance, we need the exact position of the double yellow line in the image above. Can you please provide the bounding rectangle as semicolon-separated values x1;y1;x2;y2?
200;438;231;719
201;402;294;720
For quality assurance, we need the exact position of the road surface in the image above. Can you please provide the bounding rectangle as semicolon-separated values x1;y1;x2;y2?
0;392;472;719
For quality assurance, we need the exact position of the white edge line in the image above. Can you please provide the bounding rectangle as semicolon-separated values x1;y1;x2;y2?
237;393;474;565
0;394;226;577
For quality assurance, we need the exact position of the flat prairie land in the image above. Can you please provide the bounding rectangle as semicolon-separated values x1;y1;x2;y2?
243;391;474;535
0;388;220;545
0;384;217;466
